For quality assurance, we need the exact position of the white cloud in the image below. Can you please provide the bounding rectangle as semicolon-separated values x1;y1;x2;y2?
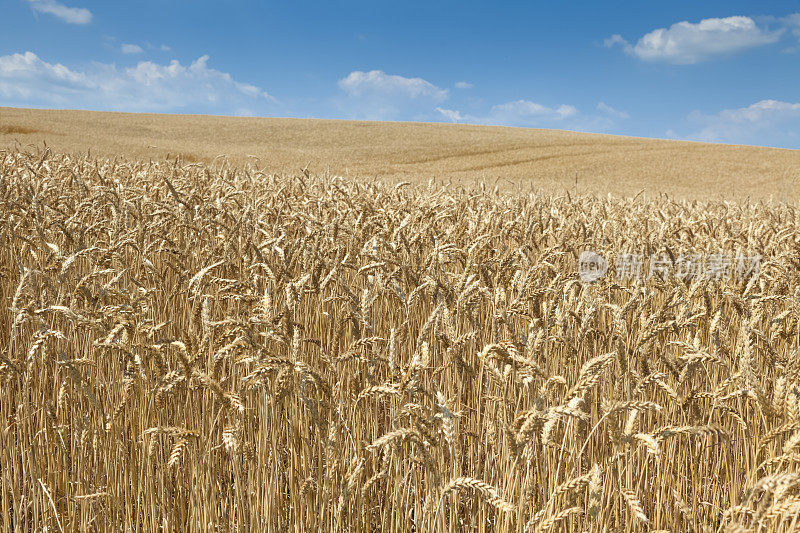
160;44;171;52
0;51;276;115
454;81;473;89
339;70;448;100
26;0;92;24
603;34;627;48
684;99;800;147
606;16;782;64
337;70;448;120
436;107;463;122
487;100;578;126
336;71;606;130
781;13;800;52
597;102;630;119
121;44;143;55
781;13;800;35
435;100;617;133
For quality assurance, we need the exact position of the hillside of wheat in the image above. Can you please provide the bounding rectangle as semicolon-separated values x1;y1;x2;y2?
1;107;798;200
1;147;799;531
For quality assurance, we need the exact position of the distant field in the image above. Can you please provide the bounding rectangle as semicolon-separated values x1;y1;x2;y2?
1;106;798;200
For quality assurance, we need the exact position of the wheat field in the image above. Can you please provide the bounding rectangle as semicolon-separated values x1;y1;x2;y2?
1;145;799;531
1;106;799;200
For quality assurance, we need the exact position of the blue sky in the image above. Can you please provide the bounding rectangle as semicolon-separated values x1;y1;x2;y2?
1;1;800;148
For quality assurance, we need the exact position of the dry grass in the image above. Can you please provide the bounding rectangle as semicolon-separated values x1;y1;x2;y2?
1;147;799;531
0;124;42;135
1;106;798;200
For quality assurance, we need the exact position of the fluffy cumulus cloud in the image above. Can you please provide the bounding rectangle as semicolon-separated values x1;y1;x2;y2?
606;16;783;64
26;0;92;24
337;70;448;120
454;81;473;89
0;51;276;115
684;99;800;148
